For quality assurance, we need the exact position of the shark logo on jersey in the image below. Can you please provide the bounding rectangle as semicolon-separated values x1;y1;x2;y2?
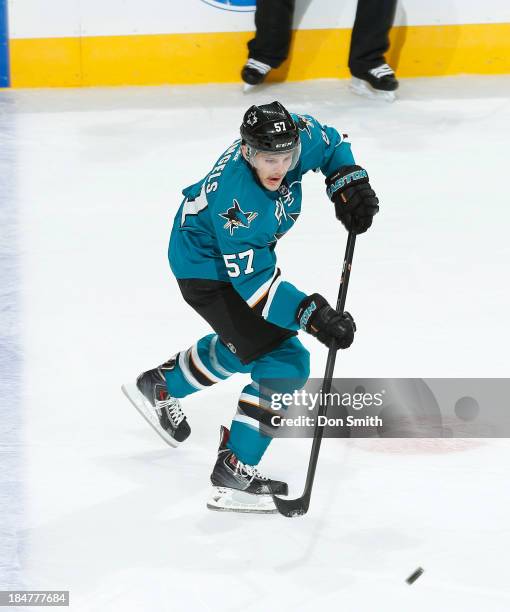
219;199;258;236
297;115;314;139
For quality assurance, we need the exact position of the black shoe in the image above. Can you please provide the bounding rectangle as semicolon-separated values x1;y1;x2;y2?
121;357;191;447
350;63;398;101
207;426;287;513
241;59;271;86
354;63;399;91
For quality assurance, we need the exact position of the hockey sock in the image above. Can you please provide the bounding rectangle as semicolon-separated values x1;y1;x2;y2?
164;334;247;398
228;419;272;466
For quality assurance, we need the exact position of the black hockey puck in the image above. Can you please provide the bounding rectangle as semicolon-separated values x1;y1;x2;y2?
406;567;424;585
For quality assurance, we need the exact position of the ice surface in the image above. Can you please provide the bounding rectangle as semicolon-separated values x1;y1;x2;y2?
1;76;510;610
0;90;24;592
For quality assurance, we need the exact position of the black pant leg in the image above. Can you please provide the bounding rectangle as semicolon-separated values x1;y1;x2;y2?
247;0;295;68
348;0;397;75
177;278;296;365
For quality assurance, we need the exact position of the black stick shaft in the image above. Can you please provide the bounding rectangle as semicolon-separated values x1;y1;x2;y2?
301;231;356;494
272;231;357;516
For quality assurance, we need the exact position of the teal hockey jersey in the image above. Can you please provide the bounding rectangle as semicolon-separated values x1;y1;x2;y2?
169;114;355;332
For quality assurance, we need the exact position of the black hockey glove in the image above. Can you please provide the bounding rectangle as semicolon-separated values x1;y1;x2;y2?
296;293;356;349
326;165;379;234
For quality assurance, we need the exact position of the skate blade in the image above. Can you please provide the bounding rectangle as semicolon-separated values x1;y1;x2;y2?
207;486;278;514
243;83;256;93
349;77;396;103
121;383;180;448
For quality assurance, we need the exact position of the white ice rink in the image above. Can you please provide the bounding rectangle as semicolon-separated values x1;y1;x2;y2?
1;76;510;611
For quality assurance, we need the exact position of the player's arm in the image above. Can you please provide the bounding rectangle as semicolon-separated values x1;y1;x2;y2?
220;239;356;349
295;114;355;176
297;114;380;234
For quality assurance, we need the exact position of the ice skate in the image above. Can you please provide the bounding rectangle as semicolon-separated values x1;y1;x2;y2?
241;59;271;92
207;426;287;514
121;357;190;448
349;63;398;102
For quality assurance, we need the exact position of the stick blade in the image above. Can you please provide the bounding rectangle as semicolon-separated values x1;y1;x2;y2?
271;492;310;518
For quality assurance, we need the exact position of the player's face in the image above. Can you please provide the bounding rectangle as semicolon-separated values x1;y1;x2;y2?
252;152;294;191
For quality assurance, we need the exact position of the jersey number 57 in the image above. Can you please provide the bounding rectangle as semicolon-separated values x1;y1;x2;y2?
223;250;254;278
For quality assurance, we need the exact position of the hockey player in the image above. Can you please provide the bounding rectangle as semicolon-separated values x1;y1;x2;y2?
122;101;379;513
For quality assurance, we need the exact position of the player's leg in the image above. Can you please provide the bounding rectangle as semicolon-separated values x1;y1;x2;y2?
229;336;310;465
123;276;291;448
122;333;241;447
177;280;306;512
208;336;310;513
242;0;296;86
348;0;399;101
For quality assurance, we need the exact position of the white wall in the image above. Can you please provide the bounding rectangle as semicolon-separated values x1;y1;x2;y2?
8;0;510;39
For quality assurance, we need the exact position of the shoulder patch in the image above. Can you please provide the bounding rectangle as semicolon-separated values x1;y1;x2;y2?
296;115;314;139
219;199;258;236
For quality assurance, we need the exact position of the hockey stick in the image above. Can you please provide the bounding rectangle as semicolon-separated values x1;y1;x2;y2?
272;230;357;517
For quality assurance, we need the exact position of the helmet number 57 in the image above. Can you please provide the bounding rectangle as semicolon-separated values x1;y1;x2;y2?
274;122;286;132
